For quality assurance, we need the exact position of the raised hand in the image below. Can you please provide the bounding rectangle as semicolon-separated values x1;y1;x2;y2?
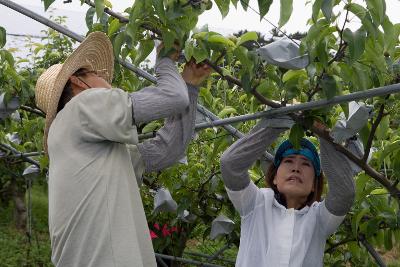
181;59;212;86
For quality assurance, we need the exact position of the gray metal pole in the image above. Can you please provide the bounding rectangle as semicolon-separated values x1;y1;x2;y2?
196;83;400;130
0;0;84;42
184;251;236;264
0;143;40;167
155;253;227;267
0;0;246;145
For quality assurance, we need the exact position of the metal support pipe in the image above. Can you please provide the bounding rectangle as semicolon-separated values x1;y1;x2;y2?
155;253;226;267
0;143;40;167
209;243;231;262
196;83;400;130
0;0;85;42
8;151;43;158
184;251;236;264
155;256;169;267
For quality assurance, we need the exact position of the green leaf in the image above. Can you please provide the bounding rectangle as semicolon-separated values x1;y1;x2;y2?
370;188;388;195
241;72;252;92
342;28;366;63
258;0;273;20
207;35;235;47
218;106;237;118
282;69;307;83
312;0;323;23
0;26;6;48
231;0;239;8
384;229;393;251
346;3;366;19
320;74;337;99
125;22;138;45
113;31;125;57
129;0;144;30
366;0;385;26
284;79;301;100
321;0;333;21
134;39;154;65
184;41;194;62
152;0;166;23
192;46;208;63
2;50;15;67
107;18;121;37
42;0;55;11
237;31;258;46
234;46;253;72
382;16;396;56
316;40;328;66
379;140;400;163
346;3;376;36
355;173;369;200
352;62;371;91
85;7;96;31
142;121;161;134
375;115;389;140
304;19;335;47
240;0;250;11
279;0;293;27
289;124;304;149
220;67;231;76
352;208;369;236
214;0;230;18
161;29;175;49
40;155;49;171
256;80;273;99
95;0;105;21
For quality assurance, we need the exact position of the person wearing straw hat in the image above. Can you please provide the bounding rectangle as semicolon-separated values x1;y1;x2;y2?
220;118;356;267
35;31;211;267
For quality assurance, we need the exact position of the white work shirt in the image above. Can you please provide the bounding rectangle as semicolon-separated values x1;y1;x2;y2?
48;88;156;267
227;181;345;267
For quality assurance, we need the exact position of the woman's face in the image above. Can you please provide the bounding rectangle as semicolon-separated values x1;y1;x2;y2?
273;154;316;202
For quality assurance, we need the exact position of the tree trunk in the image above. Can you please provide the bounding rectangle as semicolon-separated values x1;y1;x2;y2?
11;178;27;231
170;227;192;267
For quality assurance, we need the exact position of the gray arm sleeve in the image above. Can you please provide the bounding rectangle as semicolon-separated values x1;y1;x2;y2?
130;57;189;124
136;84;198;172
220;126;286;191
319;138;356;216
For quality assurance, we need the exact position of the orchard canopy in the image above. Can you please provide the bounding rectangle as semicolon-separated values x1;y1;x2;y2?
0;0;400;266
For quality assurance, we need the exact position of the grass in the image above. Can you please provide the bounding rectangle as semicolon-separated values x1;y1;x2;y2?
0;184;52;267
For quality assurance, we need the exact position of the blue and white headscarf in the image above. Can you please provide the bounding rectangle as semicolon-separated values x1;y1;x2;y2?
274;138;321;176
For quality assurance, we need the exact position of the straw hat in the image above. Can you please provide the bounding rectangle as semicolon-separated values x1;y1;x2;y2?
35;31;114;153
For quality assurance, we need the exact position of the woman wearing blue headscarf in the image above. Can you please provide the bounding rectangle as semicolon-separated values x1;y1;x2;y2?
220;116;356;267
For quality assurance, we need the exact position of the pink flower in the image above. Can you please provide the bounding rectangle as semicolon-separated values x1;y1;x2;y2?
150;230;158;239
162;224;171;237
